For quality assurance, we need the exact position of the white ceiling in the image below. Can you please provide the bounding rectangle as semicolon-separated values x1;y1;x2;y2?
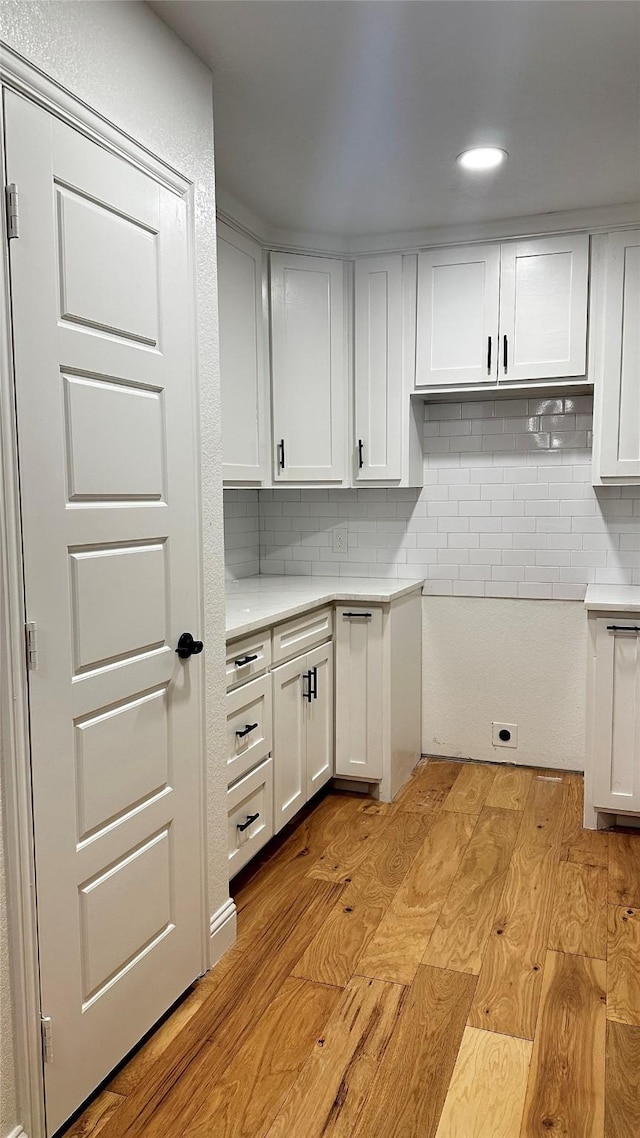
150;0;640;239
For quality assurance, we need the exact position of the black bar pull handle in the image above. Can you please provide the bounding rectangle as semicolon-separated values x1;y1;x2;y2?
311;665;318;700
343;611;372;619
235;722;258;738
503;334;508;373
358;439;364;469
234;653;258;667
607;625;640;633
278;439;285;469
237;812;259;832
303;670;313;702
487;335;492;375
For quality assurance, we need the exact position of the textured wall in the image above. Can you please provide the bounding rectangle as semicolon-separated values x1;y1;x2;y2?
224;490;260;580
259;395;640;597
422;595;587;769
1;5;227;1135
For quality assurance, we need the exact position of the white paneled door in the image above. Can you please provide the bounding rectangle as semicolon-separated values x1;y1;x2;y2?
5;93;206;1134
498;234;589;381
270;252;346;482
416;245;500;387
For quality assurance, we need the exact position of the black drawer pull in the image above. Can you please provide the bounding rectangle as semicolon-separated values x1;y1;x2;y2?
358;439;364;469
607;625;640;633
235;722;258;738
237;812;260;832
234;654;258;667
343;611;372;618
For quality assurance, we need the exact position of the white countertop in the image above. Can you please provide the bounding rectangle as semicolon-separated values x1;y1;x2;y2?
584;583;640;614
226;574;425;639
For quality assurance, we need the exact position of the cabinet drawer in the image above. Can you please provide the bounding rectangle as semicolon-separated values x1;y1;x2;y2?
272;606;333;665
227;757;274;878
226;630;271;691
226;674;272;788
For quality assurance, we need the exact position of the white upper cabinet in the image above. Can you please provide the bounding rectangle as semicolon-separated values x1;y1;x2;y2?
499;234;589;382
354;255;422;486
415;234;589;390
592;230;640;483
355;255;403;480
270;252;347;482
218;223;268;484
416;244;500;387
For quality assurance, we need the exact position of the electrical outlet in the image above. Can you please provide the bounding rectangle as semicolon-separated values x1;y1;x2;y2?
492;722;518;748
332;523;348;554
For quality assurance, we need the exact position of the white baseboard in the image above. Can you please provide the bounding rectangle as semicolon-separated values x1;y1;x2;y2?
5;1125;28;1138
209;897;237;967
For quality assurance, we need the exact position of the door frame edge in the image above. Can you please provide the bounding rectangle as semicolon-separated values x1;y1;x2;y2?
0;43;210;1137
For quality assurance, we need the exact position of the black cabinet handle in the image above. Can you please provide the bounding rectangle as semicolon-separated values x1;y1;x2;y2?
487;336;492;375
234;653;258;667
235;722;258;738
176;632;204;659
311;665;318;700
358;439;364;469
343;611;372;618
503;334;508;373
607;625;640;633
237;812;259;832
303;670;313;702
278;439;285;469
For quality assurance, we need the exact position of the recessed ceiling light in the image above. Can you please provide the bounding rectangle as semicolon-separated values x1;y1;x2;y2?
457;147;508;171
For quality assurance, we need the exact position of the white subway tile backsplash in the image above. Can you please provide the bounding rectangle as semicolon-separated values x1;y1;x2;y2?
254;395;640;601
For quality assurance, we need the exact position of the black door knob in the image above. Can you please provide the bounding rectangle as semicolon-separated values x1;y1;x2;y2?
176;632;204;660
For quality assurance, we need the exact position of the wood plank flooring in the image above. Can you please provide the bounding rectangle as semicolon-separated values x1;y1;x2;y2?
63;758;640;1138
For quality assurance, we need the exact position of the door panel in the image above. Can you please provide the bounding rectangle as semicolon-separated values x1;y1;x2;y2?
63;373;164;500
416;245;500;386
271;252;346;481
597;231;640;480
499;235;588;381
355;255;403;481
218;222;267;483
306;642;334;797
592;620;640;812
335;606;384;780
272;655;307;831
5;92;205;1134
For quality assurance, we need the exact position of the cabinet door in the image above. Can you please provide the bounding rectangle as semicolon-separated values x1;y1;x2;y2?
355;255;402;481
595;230;640;481
218;223;267;482
498;234;588;381
335;606;384;780
272;654;308;831
271;253;346;481
592;619;640;812
416;245;500;387
306;642;334;799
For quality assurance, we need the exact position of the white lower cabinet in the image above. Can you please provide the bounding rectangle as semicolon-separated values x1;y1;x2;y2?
334;592;422;801
272;640;334;832
587;615;640;821
227;757;274;877
225;673;272;787
335;606;384;780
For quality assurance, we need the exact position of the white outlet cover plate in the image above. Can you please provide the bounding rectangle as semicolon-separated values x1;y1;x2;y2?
492;722;518;748
332;523;348;553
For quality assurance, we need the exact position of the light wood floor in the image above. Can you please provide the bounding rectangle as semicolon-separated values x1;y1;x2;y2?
64;759;640;1138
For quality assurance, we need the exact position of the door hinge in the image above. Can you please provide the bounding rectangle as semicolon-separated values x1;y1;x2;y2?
25;622;38;670
6;183;19;240
41;1016;53;1063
